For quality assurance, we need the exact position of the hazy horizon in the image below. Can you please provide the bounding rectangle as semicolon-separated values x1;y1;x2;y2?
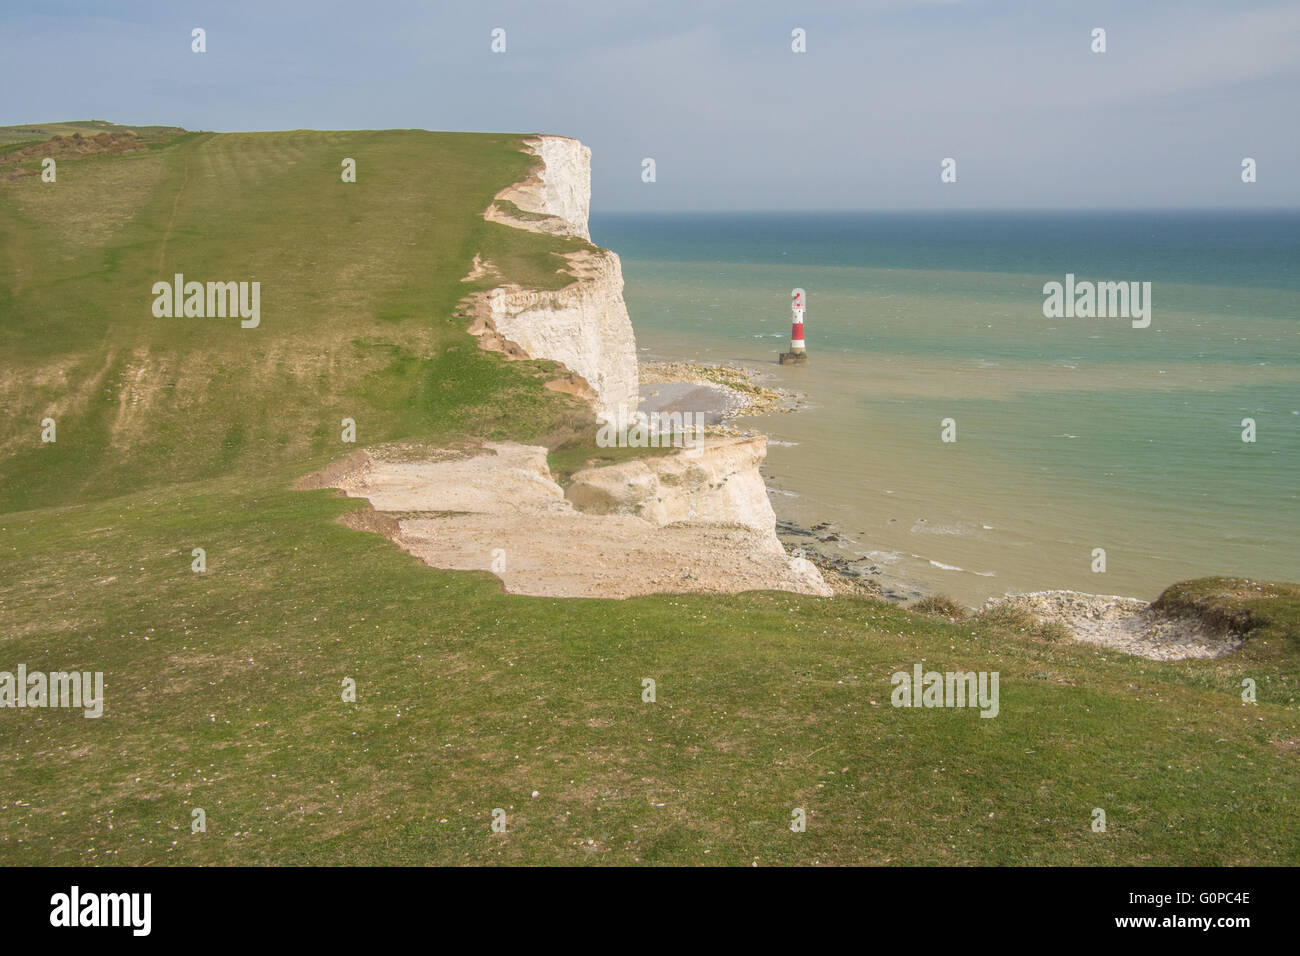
3;0;1298;212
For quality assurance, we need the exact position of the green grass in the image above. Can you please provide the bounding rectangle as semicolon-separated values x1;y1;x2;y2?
546;433;679;484
0;125;585;512
0;120;182;146
974;603;1074;644
1153;579;1300;664
2;123;1298;865
0;471;1296;865
0;140;47;157
908;595;969;621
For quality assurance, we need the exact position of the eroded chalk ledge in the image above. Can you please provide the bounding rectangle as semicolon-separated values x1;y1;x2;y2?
299;439;831;600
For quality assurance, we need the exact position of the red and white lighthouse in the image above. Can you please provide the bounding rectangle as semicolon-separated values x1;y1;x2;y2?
780;289;808;364
790;290;806;354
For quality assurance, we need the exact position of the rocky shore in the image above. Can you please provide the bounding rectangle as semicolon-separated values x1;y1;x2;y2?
771;514;1244;660
639;361;801;421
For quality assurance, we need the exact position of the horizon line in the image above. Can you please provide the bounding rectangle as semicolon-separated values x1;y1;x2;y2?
591;206;1300;215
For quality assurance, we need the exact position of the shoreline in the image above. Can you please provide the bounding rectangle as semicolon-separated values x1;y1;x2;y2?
458;137;1259;664
638;359;802;424
641;358;1249;661
639;358;927;600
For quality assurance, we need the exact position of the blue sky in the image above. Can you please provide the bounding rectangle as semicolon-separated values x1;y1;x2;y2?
3;0;1298;210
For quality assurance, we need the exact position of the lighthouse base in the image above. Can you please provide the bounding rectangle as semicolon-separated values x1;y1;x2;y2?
779;350;808;365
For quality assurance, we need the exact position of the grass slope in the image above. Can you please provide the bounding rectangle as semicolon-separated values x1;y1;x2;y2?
1;471;1296;865
1;124;1297;865
0;120;185;152
0;124;591;512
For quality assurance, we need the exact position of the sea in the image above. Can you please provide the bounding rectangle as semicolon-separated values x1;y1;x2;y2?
591;210;1300;606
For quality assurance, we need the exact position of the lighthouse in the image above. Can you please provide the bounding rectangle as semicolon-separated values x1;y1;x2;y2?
779;289;808;365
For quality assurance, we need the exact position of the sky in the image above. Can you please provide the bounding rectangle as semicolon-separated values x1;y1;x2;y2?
2;0;1298;211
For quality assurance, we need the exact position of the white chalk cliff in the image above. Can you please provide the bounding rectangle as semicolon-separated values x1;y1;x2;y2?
317;442;831;599
326;135;834;597
486;136;592;241
566;436;782;542
472;136;639;418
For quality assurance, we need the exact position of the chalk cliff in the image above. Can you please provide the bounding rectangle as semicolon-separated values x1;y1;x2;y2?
470;136;638;418
566;436;782;543
406;135;830;597
314;441;831;599
485;135;591;241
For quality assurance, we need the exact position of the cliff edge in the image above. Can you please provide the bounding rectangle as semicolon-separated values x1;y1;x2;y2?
303;135;829;598
309;441;831;598
469;135;639;418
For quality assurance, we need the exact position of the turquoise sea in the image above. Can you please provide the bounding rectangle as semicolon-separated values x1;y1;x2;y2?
592;211;1300;604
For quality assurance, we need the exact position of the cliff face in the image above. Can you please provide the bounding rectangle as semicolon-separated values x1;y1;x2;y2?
565;436;782;546
316;441;831;599
428;136;829;597
483;249;639;418
486;136;591;241
472;136;638;417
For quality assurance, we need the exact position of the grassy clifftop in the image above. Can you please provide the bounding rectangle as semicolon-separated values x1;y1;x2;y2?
0;123;590;513
1;125;1297;865
0;120;184;147
3;472;1297;865
1153;579;1300;663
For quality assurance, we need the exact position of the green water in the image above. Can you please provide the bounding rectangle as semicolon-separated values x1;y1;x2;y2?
595;212;1300;604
